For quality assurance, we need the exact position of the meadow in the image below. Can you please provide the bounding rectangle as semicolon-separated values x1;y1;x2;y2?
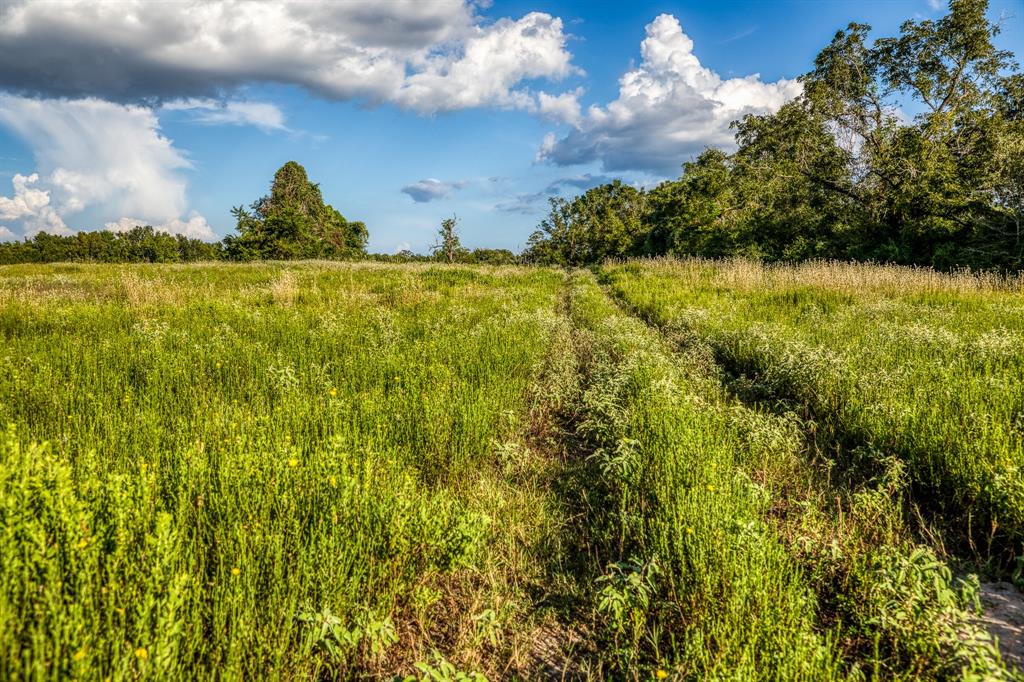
0;260;1021;680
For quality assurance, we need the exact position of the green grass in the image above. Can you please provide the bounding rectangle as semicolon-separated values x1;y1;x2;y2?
0;262;566;679
0;260;1019;680
600;258;1024;565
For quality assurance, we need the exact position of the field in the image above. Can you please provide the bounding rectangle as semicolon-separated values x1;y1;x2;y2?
0;260;1022;680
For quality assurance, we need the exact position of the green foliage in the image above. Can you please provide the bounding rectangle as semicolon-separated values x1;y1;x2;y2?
0;226;222;264
224;161;368;260
0;263;564;679
431;216;468;264
524;180;647;266
0;260;1019;679
527;0;1022;271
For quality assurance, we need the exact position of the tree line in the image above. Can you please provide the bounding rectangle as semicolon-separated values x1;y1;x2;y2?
1;1;1019;271
525;0;1023;271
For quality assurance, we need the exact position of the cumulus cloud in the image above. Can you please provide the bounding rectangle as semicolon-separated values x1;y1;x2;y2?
105;214;215;240
0;96;209;239
0;1;578;114
0;172;70;235
538;88;583;125
401;178;468;203
162;99;288;132
537;14;801;175
394;13;579;113
0;225;16;241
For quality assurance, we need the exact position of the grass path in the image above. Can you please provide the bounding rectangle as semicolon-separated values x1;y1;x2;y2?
594;265;1017;679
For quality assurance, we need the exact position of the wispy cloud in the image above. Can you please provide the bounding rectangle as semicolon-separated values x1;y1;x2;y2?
720;26;758;44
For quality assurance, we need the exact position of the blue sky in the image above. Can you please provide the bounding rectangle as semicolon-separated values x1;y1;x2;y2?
0;0;1020;253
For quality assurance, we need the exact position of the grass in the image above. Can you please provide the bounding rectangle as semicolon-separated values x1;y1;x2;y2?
600;258;1024;565
0;259;1019;679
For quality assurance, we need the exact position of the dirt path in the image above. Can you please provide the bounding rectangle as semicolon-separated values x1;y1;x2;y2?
980;582;1024;671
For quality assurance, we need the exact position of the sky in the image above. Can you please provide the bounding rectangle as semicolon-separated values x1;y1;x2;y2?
0;1;1020;253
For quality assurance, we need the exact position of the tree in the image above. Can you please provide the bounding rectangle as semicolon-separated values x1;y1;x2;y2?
432;215;467;264
524;180;647;266
224;161;368;261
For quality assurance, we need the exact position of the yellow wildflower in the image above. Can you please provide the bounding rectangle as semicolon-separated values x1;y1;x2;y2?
329;387;337;398
706;484;715;492
329;475;338;487
215;362;222;369
656;670;668;680
685;527;694;535
288;457;298;468
231;566;240;577
135;647;148;660
72;648;87;662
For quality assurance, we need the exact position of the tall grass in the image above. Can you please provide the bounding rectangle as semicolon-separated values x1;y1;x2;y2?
0;260;1016;679
0;262;563;679
568;270;1007;679
601;258;1024;564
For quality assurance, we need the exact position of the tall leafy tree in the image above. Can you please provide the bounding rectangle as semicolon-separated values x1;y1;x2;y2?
224;161;368;261
530;0;1021;271
524;180;647;265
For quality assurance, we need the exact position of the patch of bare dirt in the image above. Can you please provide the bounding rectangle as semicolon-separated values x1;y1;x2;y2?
979;582;1024;671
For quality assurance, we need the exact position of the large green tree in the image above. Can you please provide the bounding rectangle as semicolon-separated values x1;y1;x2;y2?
527;0;1021;271
524;180;647;266
224;161;368;260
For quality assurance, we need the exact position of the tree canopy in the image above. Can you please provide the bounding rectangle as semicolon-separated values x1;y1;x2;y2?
526;0;1023;271
224;161;368;260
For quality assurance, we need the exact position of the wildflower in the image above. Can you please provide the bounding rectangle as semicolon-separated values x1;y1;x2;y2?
72;648;87;662
135;647;148;660
329;387;337;398
656;670;669;680
705;484;715;492
329;475;338;487
231;566;240;577
288;457;298;468
75;538;89;550
686;527;694;535
215;362;222;369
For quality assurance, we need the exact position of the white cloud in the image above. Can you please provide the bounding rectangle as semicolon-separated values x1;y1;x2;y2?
401;178;468;203
394;13;579;113
538;88;583;125
537;14;801;175
0;1;578;115
394;241;412;254
0;225;16;241
162;99;288;132
0;96;209;239
105;214;215;240
0;173;50;220
0;172;70;235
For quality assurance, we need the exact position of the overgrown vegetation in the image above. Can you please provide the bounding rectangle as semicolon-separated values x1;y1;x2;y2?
1;260;1020;679
224;161;368;260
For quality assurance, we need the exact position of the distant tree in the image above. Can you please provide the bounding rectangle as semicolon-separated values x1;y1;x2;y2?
465;248;518;265
432;215;468;264
0;226;222;264
524;180;647;265
224;161;368;261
